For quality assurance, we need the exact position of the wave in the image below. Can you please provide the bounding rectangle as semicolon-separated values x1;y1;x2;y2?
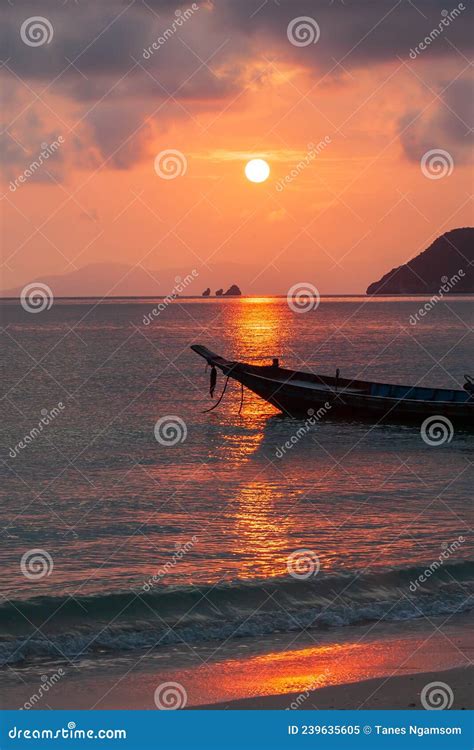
1;561;472;666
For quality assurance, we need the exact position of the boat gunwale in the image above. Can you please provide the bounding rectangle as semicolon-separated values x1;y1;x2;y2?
190;344;471;407
242;370;469;406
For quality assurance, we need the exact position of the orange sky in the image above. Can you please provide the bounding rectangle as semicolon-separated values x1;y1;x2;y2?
1;1;473;294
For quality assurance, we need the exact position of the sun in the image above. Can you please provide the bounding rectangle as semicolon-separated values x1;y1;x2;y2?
245;158;270;183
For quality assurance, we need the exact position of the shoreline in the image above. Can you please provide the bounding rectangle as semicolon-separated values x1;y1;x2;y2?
2;613;472;711
194;666;473;710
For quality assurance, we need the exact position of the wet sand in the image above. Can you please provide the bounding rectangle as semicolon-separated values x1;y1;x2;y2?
2;613;472;710
196;666;473;710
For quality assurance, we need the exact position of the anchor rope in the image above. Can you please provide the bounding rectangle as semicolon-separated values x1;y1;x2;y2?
201;364;245;415
201;374;231;413
238;380;244;415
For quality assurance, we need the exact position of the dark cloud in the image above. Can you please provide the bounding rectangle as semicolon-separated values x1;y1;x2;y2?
213;0;473;69
0;127;66;186
1;2;221;84
3;1;472;86
1;0;472;175
399;77;474;163
86;103;155;168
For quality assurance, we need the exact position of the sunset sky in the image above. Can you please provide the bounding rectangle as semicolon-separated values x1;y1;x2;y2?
1;0;473;295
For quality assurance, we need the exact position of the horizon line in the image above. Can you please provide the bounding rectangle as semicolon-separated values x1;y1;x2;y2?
1;293;473;301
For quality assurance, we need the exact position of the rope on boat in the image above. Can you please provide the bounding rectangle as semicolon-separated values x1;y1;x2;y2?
201;373;231;413
238;380;244;415
201;364;245;415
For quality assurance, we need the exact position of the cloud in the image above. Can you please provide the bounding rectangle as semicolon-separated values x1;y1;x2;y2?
4;1;471;87
1;0;472;176
1;1;232;94
215;0;473;69
87;103;161;168
399;77;474;164
198;148;323;162
0;115;67;185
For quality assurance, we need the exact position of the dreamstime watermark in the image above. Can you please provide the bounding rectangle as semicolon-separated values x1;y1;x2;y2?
8;403;65;459
9;137;65;192
286;671;330;710
142;536;198;591
409;536;465;592
154;681;187;710
20;282;54;313
276;138;332;192
420;149;454;179
409;270;465;325
287;549;320;579
420;415;454;446
421;681;454;710
142;5;199;59
154;415;188;446
20;16;54;47
287;16;320;47
8;725;127;741
20;670;65;710
275;405;332;458
409;4;466;59
20;549;54;580
142;270;198;325
287;282;320;313
154;149;187;179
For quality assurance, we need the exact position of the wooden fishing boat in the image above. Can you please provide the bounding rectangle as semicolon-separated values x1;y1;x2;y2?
191;345;474;425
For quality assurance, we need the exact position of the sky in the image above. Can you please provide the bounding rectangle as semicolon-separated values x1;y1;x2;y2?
1;0;473;295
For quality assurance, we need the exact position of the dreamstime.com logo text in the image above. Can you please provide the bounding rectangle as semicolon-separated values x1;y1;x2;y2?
276;138;331;192
409;270;465;325
20;670;65;710
142;536;198;591
275;404;331;458
409;4;466;59
8;723;126;741
409;536;465;592
142;270;198;324
9;403;65;458
286;671;330;710
9;137;65;192
142;5;199;59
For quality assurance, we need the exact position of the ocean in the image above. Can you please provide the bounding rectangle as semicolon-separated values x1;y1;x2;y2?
1;296;472;678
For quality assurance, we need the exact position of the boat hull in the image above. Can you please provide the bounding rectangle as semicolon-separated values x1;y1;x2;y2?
228;368;473;424
191;345;474;426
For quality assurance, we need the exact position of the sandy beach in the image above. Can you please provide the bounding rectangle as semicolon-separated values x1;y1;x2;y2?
3;613;472;711
197;666;473;710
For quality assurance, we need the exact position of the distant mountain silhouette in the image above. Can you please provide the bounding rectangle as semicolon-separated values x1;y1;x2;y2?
202;284;241;296
366;228;473;295
1;262;272;297
223;284;241;296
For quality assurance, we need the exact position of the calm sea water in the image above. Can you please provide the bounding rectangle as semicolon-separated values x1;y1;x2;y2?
1;297;473;667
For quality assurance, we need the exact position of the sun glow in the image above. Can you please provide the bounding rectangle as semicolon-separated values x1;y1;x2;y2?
245;158;270;183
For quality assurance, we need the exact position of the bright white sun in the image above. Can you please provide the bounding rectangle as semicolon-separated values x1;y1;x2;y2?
245;158;270;183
